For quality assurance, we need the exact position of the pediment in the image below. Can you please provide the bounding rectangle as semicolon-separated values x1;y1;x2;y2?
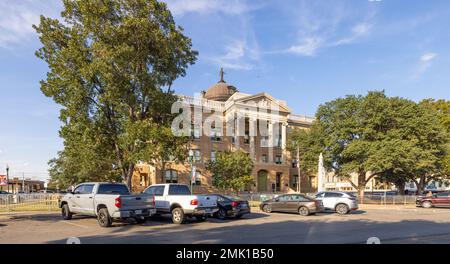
232;92;292;113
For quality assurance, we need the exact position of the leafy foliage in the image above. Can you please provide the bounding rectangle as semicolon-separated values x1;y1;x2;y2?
290;91;448;197
35;0;197;189
207;151;254;192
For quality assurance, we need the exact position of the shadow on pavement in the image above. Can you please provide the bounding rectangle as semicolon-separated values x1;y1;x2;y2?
46;215;450;244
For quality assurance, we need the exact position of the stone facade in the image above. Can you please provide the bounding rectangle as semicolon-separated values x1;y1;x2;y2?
131;72;315;194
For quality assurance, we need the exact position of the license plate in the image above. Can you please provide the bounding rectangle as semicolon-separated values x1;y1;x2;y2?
205;209;212;213
241;204;248;208
135;210;142;214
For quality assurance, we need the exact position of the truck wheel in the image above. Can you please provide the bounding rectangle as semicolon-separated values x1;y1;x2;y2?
171;208;185;224
97;208;112;227
61;204;73;220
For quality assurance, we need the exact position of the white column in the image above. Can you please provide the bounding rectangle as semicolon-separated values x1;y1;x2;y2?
250;120;256;161
281;122;287;161
235;115;240;150
268;121;273;163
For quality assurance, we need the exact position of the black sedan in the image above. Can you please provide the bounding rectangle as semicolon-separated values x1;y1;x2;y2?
212;194;251;220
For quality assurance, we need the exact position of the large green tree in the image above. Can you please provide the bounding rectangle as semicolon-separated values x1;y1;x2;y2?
207;151;254;192
414;99;450;190
309;91;447;199
35;0;197;189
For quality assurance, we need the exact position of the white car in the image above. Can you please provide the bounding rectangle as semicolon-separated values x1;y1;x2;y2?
315;191;358;215
143;184;218;224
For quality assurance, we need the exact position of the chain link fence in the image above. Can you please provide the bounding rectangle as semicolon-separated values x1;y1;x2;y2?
0;194;62;212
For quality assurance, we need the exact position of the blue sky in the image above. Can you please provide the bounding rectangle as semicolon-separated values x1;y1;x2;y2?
0;0;449;181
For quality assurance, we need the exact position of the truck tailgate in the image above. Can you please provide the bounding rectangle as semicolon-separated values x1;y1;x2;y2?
120;194;153;210
197;195;217;208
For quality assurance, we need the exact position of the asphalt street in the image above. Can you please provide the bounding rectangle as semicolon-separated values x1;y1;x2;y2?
1;207;450;244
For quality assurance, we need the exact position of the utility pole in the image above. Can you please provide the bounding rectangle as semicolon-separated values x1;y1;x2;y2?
6;164;9;193
22;172;25;193
189;150;194;195
297;146;301;193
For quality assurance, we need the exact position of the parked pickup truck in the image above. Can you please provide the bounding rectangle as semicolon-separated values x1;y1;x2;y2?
143;184;218;224
59;182;156;227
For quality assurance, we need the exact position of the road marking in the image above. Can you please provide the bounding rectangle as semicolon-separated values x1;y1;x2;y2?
62;221;89;229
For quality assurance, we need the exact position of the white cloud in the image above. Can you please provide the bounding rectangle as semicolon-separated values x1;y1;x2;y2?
163;0;258;16
411;52;438;80
287;38;322;56
0;0;61;49
209;39;259;70
331;23;372;46
281;1;375;57
421;52;437;62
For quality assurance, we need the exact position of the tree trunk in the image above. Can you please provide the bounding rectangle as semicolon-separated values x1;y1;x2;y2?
160;161;166;183
124;163;135;192
358;172;366;204
358;187;365;204
396;180;406;195
417;175;426;195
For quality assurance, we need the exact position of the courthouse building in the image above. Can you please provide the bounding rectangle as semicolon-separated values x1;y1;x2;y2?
131;69;315;193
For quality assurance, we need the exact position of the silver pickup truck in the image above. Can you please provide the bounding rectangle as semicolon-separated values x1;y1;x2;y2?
59;182;156;227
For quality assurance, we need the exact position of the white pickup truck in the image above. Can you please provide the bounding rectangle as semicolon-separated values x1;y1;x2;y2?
143;184;218;224
59;182;156;227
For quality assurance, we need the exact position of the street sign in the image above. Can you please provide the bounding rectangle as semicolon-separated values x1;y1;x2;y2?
0;174;7;186
192;166;196;181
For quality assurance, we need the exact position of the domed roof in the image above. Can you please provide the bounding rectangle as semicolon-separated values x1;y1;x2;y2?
203;68;238;101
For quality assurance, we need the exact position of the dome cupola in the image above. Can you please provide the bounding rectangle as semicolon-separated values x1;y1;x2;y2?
203;68;237;101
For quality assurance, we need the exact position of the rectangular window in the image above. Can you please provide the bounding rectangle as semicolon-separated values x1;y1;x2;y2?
192;149;201;162
275;136;282;147
261;136;269;147
211;151;216;162
261;154;268;163
244;118;250;144
165;170;178;183
275;155;282;164
210;125;222;142
191;123;200;139
292;159;298;168
192;172;202;186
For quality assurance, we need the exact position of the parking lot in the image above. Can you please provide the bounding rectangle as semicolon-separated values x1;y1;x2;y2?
1;206;450;244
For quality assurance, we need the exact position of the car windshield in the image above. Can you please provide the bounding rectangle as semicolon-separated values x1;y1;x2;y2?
97;184;130;195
